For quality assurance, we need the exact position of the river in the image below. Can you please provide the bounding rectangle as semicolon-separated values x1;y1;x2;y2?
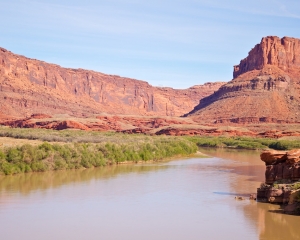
0;148;299;240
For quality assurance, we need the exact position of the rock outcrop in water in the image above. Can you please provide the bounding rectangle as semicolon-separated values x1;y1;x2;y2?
0;47;224;119
186;36;300;124
257;149;300;215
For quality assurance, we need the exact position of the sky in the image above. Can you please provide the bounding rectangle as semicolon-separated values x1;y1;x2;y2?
1;0;300;89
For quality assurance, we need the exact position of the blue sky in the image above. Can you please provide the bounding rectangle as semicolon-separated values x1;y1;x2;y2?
1;0;300;88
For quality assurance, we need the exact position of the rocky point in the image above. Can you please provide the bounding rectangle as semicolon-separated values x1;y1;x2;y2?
257;149;300;215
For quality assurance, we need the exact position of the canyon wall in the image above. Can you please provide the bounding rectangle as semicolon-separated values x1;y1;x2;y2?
0;47;224;118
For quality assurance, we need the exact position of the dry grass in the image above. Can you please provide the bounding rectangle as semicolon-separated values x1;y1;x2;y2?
278;136;300;141
0;137;43;148
0;126;196;145
246;123;300;132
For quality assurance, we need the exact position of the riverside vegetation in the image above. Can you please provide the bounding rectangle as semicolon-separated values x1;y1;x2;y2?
187;136;300;150
0;128;197;175
1;127;300;175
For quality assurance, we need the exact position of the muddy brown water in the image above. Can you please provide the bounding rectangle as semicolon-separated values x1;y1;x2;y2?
0;148;299;240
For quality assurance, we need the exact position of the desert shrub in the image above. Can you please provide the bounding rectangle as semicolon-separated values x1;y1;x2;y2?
186;136;300;150
0;134;198;175
54;158;67;170
268;140;300;150
1;162;20;175
0;150;5;160
39;142;53;151
6;148;23;163
291;182;300;190
31;161;48;172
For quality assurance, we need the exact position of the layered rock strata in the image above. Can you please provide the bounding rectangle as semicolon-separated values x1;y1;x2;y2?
186;36;300;124
0;47;224;118
233;36;300;78
0;114;191;132
257;149;300;215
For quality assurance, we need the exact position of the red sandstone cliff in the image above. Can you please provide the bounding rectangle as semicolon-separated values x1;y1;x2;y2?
186;36;300;124
233;36;300;78
0;47;225;118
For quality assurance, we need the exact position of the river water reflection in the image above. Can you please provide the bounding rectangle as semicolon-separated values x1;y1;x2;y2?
0;148;299;240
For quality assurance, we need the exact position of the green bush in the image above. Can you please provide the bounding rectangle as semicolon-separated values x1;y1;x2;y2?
31;161;48;172
291;182;300;190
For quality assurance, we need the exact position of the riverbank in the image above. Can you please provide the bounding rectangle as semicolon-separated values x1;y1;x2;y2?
2;128;300;175
186;136;300;150
0;135;198;175
2;126;300;150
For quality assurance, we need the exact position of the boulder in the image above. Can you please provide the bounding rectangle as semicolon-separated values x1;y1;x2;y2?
266;188;283;198
288;189;300;204
265;188;284;203
260;150;287;165
257;188;267;199
286;149;300;164
283;189;292;204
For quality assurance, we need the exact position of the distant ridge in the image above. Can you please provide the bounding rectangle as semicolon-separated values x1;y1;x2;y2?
0;47;225;118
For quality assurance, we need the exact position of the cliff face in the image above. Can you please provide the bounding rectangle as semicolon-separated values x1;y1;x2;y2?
233;36;300;78
186;36;300;124
0;47;224;118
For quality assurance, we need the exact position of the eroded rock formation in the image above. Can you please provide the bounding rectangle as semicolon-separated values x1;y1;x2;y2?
0;47;224;119
257;149;300;215
186;36;300;124
233;36;300;78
